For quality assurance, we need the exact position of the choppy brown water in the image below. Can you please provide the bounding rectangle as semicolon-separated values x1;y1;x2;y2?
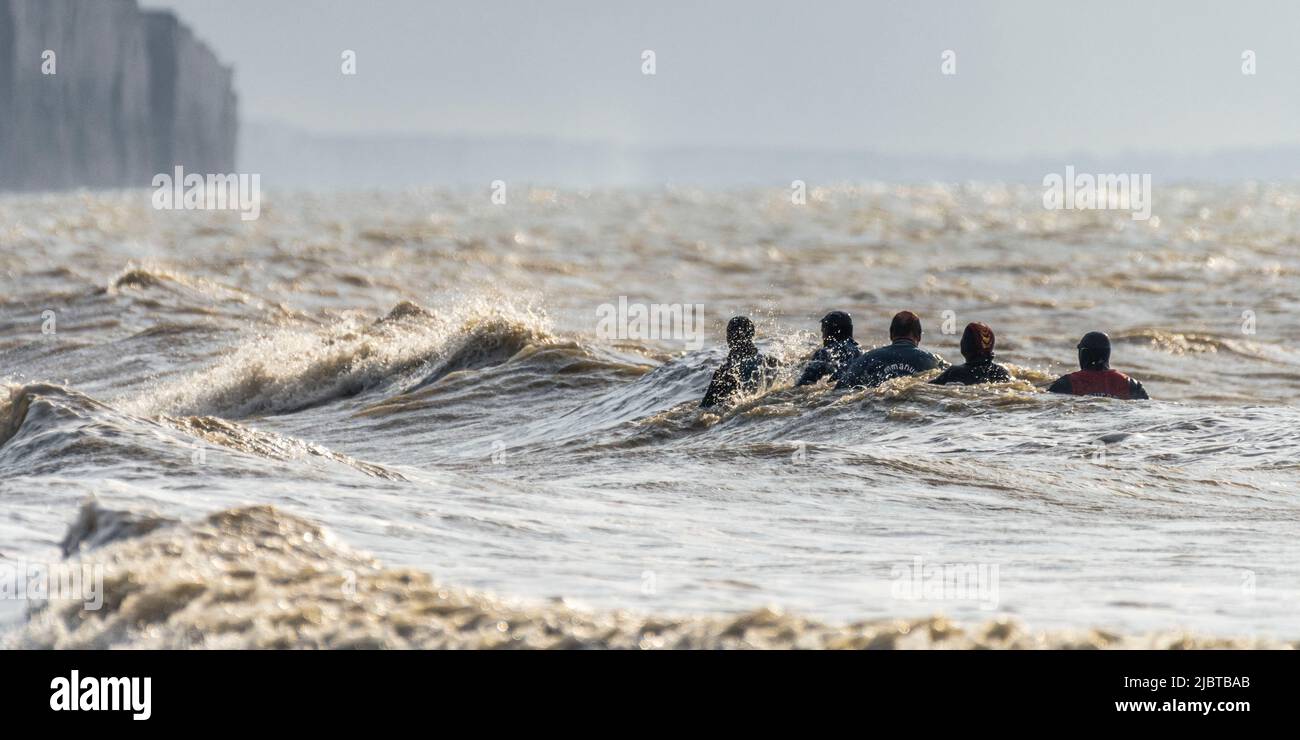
13;502;1292;649
2;185;1299;647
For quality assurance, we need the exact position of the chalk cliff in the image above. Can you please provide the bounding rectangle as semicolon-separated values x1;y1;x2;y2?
0;0;237;191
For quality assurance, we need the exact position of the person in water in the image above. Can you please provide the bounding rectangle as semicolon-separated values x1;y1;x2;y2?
931;322;1013;385
1048;331;1150;399
700;316;777;408
836;311;948;388
795;310;863;386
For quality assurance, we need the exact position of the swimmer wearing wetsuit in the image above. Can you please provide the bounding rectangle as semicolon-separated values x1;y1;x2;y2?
1048;331;1150;399
836;311;948;389
700;316;778;408
931;322;1012;385
795;310;863;386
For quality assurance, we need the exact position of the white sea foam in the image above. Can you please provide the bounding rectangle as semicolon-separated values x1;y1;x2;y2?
1;187;1298;646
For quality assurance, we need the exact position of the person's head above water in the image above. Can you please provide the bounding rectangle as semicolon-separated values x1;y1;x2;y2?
889;311;923;344
1076;331;1111;370
820;311;853;344
726;315;756;349
960;322;996;362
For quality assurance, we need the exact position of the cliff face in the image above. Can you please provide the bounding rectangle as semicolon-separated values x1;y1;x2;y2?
0;0;236;191
144;11;237;179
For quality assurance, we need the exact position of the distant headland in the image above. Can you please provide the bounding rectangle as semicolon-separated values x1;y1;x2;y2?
0;0;237;191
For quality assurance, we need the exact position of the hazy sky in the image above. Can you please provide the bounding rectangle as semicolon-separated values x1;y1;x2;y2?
141;0;1300;159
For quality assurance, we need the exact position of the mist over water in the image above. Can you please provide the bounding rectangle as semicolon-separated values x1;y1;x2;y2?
2;184;1298;647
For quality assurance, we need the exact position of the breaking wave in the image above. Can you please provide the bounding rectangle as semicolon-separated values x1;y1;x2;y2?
160;415;407;481
0;383;32;448
7;187;1300;648
1117;327;1300;364
15;503;1292;650
0;382;408;484
125;299;557;419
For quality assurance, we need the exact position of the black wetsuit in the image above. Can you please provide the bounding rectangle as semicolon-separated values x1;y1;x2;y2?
836;339;948;389
795;338;862;386
931;359;1012;386
700;345;776;407
1048;369;1149;400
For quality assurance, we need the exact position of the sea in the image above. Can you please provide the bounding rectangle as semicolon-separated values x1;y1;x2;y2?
1;183;1297;648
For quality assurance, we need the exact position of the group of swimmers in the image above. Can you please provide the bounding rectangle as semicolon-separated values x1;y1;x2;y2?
700;310;1149;408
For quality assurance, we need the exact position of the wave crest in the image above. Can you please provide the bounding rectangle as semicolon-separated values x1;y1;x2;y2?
15;504;1290;649
59;499;178;557
127;298;555;418
161;415;407;480
0;383;32;448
